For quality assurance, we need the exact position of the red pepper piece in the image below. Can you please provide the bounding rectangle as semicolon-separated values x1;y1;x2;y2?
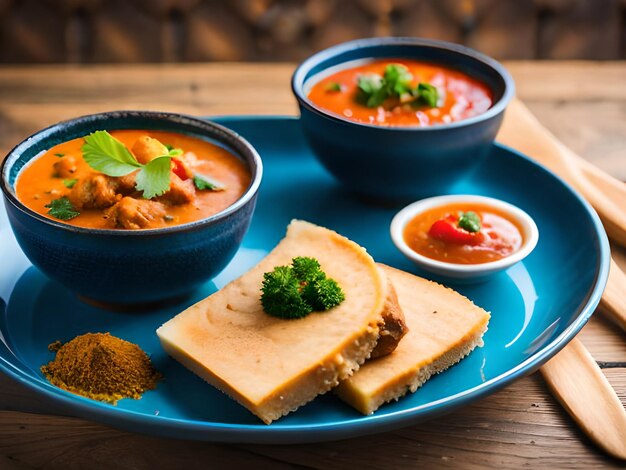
428;217;484;246
171;158;189;181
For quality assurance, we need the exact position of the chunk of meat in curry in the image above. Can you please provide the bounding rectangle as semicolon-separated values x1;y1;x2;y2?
105;197;167;230
159;173;195;205
132;136;167;164
53;156;78;178
69;174;120;209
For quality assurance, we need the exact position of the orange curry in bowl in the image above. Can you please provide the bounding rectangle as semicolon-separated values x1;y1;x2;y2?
307;59;492;127
403;203;524;264
15;130;251;230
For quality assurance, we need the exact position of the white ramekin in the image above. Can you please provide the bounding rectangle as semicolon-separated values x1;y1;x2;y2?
390;195;539;282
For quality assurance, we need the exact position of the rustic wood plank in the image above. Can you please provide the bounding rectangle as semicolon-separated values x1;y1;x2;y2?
0;412;299;470
0;370;624;469
578;315;626;363
520;101;626;181
506;62;626;102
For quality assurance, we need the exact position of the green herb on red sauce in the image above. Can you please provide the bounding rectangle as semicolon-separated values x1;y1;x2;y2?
357;64;440;109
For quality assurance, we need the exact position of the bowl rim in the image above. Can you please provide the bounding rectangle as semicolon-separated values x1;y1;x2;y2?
0;110;263;237
291;36;515;131
390;194;539;275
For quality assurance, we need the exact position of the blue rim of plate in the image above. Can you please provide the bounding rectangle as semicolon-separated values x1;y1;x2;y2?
0;115;610;443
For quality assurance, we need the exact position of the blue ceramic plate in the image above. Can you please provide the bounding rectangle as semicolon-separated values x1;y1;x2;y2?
0;116;609;444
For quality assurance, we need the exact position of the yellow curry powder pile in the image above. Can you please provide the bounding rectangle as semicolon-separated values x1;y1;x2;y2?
41;332;161;404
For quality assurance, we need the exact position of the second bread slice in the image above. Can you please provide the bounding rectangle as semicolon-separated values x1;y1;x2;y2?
336;264;490;415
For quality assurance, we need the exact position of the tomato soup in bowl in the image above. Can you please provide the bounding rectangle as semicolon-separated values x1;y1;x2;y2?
390;195;538;282
1;111;263;306
307;59;493;127
292;37;514;202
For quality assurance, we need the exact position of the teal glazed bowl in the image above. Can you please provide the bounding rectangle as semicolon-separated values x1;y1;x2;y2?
291;37;515;202
0;111;263;306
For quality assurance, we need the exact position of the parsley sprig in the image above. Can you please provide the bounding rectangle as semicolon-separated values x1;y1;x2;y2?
193;173;226;191
357;64;440;109
458;211;481;233
260;257;345;319
45;197;80;220
81;131;182;199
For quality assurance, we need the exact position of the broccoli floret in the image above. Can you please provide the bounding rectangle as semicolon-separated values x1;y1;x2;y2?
260;266;313;319
301;277;345;311
259;257;345;319
291;256;325;282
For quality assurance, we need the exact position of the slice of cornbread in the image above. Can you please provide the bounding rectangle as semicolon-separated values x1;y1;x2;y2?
336;264;490;415
157;220;391;424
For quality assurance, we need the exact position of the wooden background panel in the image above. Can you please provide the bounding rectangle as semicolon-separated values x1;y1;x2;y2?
0;0;623;63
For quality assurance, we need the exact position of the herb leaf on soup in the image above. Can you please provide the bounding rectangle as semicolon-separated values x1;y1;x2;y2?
135;156;173;199
81;131;185;199
356;63;440;110
357;74;386;107
82;131;142;177
325;82;343;92
45;197;80;220
384;64;413;96
458;211;481;233
414;83;439;108
193;173;226;191
62;178;78;188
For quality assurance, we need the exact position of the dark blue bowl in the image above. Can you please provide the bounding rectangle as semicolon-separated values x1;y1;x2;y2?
0;111;263;306
291;37;515;202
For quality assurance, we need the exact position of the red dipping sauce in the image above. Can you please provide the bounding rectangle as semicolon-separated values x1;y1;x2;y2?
307;59;493;127
403;203;524;265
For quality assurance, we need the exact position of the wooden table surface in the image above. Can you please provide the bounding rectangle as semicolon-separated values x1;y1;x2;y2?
0;61;625;469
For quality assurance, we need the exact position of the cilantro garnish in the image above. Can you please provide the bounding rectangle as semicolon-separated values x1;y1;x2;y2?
81;131;182;199
325;82;343;92
62;178;78;188
134;156;173;199
415;83;439;108
45;197;80;220
193;173;226;191
54;153;65;158
357;64;440;109
260;256;345;319
357;74;387;107
82;131;141;176
458;211;481;233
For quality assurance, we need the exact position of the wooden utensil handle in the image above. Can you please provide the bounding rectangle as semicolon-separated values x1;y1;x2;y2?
540;338;626;460
599;258;626;332
577;156;626;210
500;100;626;248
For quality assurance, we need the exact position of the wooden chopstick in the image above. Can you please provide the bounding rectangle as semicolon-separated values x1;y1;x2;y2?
540;339;626;460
